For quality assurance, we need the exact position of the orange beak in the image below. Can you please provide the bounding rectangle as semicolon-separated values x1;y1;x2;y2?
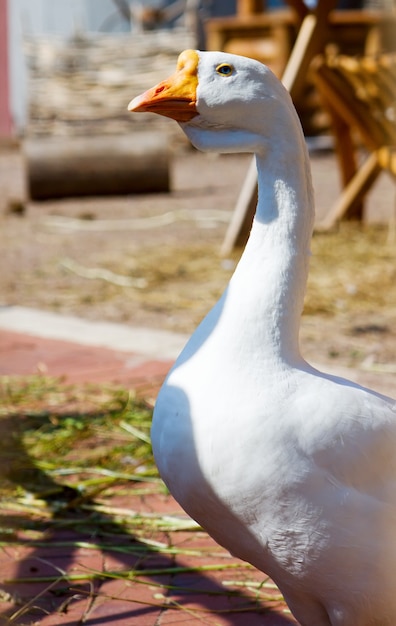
128;49;199;123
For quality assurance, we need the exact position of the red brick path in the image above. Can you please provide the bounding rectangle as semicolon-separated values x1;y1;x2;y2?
0;329;296;625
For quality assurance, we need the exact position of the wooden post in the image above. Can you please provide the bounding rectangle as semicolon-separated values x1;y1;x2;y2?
237;0;264;17
0;0;13;139
325;102;364;220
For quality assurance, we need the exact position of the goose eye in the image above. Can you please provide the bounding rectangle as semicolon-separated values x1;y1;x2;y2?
216;63;234;77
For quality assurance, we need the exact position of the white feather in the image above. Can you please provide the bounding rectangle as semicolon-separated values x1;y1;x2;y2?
151;51;396;626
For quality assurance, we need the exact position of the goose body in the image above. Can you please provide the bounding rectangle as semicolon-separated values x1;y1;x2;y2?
129;50;396;625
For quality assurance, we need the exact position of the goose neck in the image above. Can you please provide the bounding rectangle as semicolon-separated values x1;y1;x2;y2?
228;148;314;364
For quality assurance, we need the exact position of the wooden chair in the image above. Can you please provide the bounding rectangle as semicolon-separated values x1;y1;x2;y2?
312;52;396;229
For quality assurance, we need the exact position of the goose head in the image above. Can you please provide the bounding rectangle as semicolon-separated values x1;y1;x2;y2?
128;49;301;156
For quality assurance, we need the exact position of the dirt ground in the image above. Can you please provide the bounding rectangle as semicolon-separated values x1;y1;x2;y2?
0;141;395;396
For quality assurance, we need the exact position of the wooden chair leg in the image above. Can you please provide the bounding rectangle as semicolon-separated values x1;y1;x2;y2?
317;151;381;231
221;158;258;257
327;103;364;221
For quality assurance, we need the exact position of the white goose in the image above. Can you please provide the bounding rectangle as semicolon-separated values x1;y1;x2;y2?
129;50;396;626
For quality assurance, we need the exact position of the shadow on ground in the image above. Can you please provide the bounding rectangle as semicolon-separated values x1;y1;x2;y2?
0;407;295;625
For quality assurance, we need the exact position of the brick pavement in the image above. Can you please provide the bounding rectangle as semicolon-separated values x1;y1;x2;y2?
0;313;296;625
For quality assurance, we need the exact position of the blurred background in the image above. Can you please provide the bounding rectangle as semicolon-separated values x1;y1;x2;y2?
0;0;395;358
1;0;395;137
